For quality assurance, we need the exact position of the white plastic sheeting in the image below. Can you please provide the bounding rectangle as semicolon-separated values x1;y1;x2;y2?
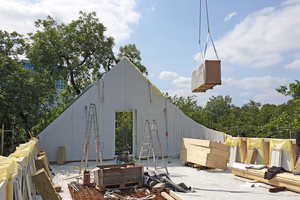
37;58;225;162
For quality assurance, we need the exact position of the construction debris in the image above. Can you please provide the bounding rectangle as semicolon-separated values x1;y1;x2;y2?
180;138;229;170
143;170;193;193
152;183;165;193
54;185;62;192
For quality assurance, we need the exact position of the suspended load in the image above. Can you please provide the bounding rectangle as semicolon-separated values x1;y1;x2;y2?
191;60;221;92
192;0;221;93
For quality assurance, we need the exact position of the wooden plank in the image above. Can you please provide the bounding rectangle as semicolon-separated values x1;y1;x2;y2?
161;192;175;200
242;139;247;163
170;191;186;200
232;167;300;193
32;169;62;200
264;140;270;165
182;138;229;151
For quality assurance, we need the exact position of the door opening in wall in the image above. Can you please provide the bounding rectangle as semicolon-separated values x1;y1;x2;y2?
115;111;133;155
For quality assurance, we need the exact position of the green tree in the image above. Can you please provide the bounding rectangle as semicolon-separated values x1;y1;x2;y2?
115;112;133;154
276;80;300;100
204;95;233;124
117;44;148;75
27;11;115;95
0;30;57;152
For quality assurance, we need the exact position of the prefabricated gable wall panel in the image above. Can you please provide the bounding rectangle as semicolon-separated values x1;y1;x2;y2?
38;58;225;162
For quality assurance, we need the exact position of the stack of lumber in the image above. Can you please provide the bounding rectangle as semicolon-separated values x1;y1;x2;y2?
232;167;300;193
180;138;230;170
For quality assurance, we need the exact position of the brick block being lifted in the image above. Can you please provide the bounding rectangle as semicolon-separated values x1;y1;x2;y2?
191;60;221;92
180;138;229;170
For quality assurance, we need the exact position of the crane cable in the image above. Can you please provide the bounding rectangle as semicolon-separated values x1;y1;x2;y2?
199;0;219;61
198;0;204;61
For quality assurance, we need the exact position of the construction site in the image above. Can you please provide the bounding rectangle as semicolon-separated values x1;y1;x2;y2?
1;57;300;200
1;0;300;199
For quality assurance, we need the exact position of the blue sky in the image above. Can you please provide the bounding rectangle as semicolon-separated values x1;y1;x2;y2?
1;0;300;107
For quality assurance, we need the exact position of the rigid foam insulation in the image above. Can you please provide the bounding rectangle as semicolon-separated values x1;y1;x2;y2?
37;57;225;162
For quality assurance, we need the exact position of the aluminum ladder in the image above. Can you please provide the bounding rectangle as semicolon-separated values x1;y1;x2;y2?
138;119;169;174
79;103;103;174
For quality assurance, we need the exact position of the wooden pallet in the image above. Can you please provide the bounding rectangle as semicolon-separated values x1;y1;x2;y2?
182;161;211;170
96;181;143;191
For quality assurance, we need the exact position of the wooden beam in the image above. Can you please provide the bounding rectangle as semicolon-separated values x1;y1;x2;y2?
170;191;186;200
161;192;175;200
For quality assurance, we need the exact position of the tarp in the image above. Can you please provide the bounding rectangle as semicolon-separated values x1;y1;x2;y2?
225;137;243;162
247;138;265;165
270;139;294;168
0;156;21;200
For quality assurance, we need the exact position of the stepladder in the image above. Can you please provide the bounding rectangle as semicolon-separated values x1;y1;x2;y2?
138;119;168;174
80;103;103;174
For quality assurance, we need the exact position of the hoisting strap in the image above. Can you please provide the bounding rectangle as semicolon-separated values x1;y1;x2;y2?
200;0;219;60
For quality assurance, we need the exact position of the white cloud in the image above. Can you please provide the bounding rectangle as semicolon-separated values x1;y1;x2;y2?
224;12;237;21
158;71;179;80
147;73;155;78
0;0;141;44
285;59;300;69
172;77;191;89
222;76;291;89
253;91;291;103
196;1;300;67
147;6;155;12
240;92;252;97
221;65;233;72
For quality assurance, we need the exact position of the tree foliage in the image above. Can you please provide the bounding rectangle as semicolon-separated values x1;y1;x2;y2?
1;12;148;155
276;80;300;100
117;44;147;75
27;11;115;95
166;91;300;139
0;30;57;154
115;112;133;154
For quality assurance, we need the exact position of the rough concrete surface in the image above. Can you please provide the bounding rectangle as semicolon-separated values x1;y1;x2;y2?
36;158;300;200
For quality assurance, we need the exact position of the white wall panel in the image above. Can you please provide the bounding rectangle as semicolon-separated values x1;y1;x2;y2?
38;58;225;162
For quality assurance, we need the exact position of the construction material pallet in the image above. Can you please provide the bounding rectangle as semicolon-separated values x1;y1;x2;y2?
180;138;229;170
68;184;167;200
94;163;143;191
96;181;143;191
191;60;221;93
232;167;300;193
182;161;211;170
